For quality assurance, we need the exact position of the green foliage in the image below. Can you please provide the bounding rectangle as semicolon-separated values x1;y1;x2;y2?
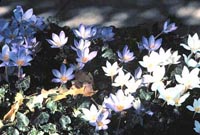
139;88;153;101
46;100;58;114
16;112;30;132
59;115;71;130
101;45;117;60
0;84;8;104
34;112;50;126
7;127;20;135
15;76;30;91
40;123;57;134
27;127;44;135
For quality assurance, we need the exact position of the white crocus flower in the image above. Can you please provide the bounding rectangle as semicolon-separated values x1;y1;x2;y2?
168;50;181;64
46;31;68;48
158;48;172;65
112;68;131;88
194;120;200;134
103;89;134;112
132;98;142;113
139;51;160;72
183;54;199;68
143;66;165;92
180;33;200;54
102;61;119;80
81;104;100;124
175;66;200;91
173;91;190;107
158;85;184;106
186;98;200;116
124;77;142;94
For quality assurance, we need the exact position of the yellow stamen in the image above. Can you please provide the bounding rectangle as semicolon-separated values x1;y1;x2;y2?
82;57;88;63
16;60;24;66
3;55;9;61
60;76;68;83
116;105;124;111
97;121;104;127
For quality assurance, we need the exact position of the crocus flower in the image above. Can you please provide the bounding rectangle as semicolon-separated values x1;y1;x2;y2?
132;98;143;113
13;6;34;22
158;85;185;106
81;104;100;124
139;51;161;72
141;35;162;51
187;98;200;115
180;33;200;54
112;68;131;88
194;120;200;134
73;24;97;39
9;47;32;67
124;77;142;94
183;54;200;68
71;39;91;51
100;27;115;42
76;48;97;64
46;31;68;48
0;44;11;67
117;45;135;63
102;61;119;79
103;89;134;112
162;20;177;34
175;66;200;90
92;111;110;131
143;66;165;92
52;64;74;84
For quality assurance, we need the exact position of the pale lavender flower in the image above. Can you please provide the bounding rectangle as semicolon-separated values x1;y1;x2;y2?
141;35;162;51
117;45;135;63
9;47;32;67
194;120;200;134
76;48;97;64
163;20;177;34
0;44;12;67
92;111;110;131
71;39;91;51
73;24;97;39
46;31;68;48
100;27;115;42
103;89;134;112
52;64;74;84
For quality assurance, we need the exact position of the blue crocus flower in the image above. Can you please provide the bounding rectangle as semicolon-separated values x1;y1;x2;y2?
52;64;74;84
163;20;177;34
73;24;97;40
9;47;32;67
100;27;115;42
117;45;135;63
0;44;12;67
141;35;162;51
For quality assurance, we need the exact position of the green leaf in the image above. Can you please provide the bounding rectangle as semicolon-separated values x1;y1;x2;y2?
15;76;30;91
0;84;8;104
16;112;30;132
40;123;57;134
59;115;71;130
101;45;116;60
28;127;44;135
139;89;153;101
46;100;57;114
34;112;50;126
7;127;19;135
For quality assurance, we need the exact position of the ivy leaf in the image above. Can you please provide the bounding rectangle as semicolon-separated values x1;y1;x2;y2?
139;89;153;101
34;112;49;126
40;123;57;134
15;76;30;91
16;112;29;132
59;115;71;130
28;127;44;135
46;100;57;114
101;45;116;60
7;127;19;135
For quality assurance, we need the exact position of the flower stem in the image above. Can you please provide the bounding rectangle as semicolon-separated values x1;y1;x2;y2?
116;115;122;135
5;66;8;82
18;66;21;79
155;31;163;39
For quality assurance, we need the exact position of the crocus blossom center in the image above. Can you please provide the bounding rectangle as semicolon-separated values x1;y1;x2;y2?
97;121;104;127
60;76;68;82
3;55;9;61
16;59;25;66
82;57;88;63
195;107;200;112
150;44;155;49
116;105;124;111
